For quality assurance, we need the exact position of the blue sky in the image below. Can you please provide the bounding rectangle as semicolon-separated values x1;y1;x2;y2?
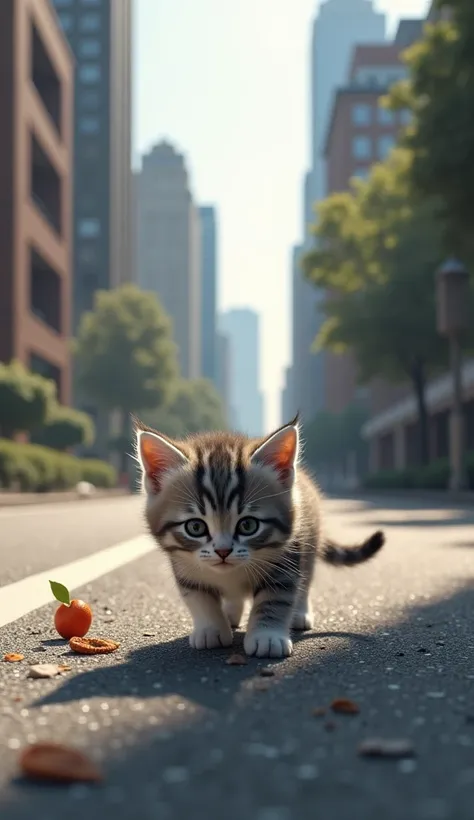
133;0;431;430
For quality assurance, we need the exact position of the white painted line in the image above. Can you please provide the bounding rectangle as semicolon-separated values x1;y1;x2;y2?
0;535;155;629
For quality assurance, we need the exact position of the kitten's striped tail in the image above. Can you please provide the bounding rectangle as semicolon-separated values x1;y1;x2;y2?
322;530;385;567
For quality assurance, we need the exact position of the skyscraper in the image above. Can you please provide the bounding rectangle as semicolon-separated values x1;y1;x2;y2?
220;309;263;437
199;206;218;385
288;0;386;422
0;0;73;404
51;0;133;329
136;141;201;379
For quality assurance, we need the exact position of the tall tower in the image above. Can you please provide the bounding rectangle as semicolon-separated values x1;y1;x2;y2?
51;0;133;330
220;309;263;437
199;206;218;385
136;141;201;380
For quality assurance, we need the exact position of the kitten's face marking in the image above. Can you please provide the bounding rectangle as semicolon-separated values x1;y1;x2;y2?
137;423;299;575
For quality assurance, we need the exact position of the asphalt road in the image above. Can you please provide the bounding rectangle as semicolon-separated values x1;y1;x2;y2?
1;493;474;820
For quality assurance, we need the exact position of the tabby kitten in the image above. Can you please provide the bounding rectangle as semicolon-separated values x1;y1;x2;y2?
136;417;384;659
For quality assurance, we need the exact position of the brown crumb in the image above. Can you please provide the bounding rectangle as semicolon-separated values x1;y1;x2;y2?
3;653;25;663
20;743;103;784
226;654;248;666
331;698;360;715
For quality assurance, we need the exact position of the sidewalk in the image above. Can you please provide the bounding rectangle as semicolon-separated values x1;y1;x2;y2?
0;487;131;508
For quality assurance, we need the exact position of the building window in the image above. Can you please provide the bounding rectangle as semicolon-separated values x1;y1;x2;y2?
81;0;101;4
79;64;101;84
79;116;100;134
400;109;412;126
378;105;395;125
78;217;100;238
352;103;372;126
30;249;62;333
55;0;73;5
378;135;396;159
30;354;62;399
352;167;369;180
57;12;73;31
79;13;100;32
80;89;100;109
352;135;372;160
79;39;101;58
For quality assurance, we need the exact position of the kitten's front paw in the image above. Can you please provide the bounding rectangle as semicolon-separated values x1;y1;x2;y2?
244;630;293;658
190;624;233;650
291;609;313;630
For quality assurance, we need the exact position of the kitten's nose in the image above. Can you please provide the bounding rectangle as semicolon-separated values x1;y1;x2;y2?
215;548;232;560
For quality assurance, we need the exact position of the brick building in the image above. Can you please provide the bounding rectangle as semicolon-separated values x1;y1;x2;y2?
322;21;422;415
0;0;73;404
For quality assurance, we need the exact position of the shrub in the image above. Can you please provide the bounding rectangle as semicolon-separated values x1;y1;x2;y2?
0;439;117;492
365;453;474;491
36;405;95;451
0;360;56;438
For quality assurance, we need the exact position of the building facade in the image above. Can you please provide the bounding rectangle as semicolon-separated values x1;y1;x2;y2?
136;141;201;379
287;0;386;423
0;0;73;404
322;24;422;415
220;309;263;437
199;206;218;385
51;0;133;329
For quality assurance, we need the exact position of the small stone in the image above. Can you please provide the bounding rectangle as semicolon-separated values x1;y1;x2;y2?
358;738;415;759
28;664;63;679
143;632;155;637
324;721;336;732
312;707;326;717
162;766;189;784
226;654;247;666
426;691;445;699
296;763;319;780
259;668;275;678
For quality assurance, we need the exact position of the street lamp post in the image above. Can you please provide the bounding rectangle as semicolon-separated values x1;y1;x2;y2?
436;258;470;491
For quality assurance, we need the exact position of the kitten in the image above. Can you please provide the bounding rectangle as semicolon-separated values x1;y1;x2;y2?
135;416;385;659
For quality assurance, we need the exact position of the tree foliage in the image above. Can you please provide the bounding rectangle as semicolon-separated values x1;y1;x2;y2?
142;378;227;438
0;360;56;438
303;148;453;463
36;405;95;451
303;404;368;471
388;0;474;253
75;284;179;418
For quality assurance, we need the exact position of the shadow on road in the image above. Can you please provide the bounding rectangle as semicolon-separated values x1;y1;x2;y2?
2;580;471;819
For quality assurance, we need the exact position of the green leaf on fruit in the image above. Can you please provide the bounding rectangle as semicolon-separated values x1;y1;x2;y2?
49;580;70;606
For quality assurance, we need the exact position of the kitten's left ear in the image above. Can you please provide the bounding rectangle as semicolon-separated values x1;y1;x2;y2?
136;429;188;494
251;421;299;487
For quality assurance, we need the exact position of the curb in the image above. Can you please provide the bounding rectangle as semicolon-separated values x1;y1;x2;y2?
0;488;132;508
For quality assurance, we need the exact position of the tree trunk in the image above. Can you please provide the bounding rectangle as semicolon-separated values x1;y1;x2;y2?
411;362;430;466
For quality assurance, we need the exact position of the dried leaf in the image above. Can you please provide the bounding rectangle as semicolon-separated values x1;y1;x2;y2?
331;698;360;715
20;743;102;784
226;654;248;666
69;637;119;655
28;664;65;679
358;738;415;759
3;653;24;663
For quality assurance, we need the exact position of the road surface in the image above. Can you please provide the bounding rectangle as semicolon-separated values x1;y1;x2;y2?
1;493;474;820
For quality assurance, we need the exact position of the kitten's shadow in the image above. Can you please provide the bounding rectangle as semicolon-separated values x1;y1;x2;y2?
33;627;371;711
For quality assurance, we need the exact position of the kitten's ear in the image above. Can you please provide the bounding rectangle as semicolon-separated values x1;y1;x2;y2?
251;421;299;486
137;430;188;494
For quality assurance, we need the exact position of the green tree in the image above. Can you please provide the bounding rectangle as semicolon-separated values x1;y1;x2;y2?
35;406;95;451
303;149;449;465
0;361;56;439
388;0;474;253
75;284;179;467
142;378;227;437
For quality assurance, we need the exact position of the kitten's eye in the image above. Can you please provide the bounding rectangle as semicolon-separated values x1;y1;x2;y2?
184;518;208;538
236;516;260;537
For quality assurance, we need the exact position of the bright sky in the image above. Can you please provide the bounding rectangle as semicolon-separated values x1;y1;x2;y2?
133;0;431;432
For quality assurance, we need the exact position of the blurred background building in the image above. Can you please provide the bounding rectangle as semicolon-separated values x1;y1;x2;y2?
220;309;264;437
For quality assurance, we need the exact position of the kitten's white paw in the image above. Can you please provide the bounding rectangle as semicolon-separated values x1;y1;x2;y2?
291;610;313;630
190;624;233;650
244;630;293;658
223;599;244;628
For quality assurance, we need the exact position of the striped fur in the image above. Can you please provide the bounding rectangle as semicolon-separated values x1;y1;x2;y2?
135;418;385;659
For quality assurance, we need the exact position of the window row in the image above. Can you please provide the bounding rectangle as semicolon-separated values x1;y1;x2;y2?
56;11;101;33
352;103;412;127
352;134;396;160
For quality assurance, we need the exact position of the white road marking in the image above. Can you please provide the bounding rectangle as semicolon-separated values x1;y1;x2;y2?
0;535;155;629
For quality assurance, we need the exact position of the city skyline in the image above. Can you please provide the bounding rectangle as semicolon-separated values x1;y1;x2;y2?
133;0;431;430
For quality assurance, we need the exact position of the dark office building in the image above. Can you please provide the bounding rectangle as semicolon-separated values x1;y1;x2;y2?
199;206;218;385
51;0;133;330
0;0;74;404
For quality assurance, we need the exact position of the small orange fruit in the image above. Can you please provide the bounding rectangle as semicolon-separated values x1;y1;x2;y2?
49;581;92;640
